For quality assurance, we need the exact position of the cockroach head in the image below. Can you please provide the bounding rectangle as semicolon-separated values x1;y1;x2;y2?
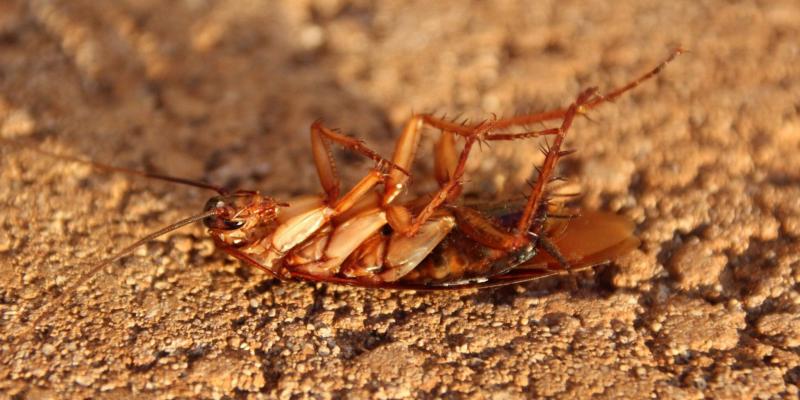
202;191;283;234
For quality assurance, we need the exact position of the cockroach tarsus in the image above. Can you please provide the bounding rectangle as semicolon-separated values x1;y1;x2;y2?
10;49;683;332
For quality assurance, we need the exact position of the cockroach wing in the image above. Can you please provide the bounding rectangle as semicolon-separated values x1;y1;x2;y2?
405;209;640;290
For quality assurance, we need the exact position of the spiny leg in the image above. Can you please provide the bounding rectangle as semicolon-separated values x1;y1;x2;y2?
418;114;563;143
514;87;598;239
310;120;407;203
406;91;603;270
387;132;480;236
379;44;686;236
465;48;685;131
394;47;684;185
384;114;563;236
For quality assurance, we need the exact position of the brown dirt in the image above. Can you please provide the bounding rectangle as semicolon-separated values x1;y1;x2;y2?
1;0;799;398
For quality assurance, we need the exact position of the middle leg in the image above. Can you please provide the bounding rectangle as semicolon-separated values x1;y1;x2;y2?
407;88;603;251
383;116;561;204
383;116;562;237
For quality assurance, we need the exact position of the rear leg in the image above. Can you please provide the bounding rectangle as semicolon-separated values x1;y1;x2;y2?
380;48;683;237
514;88;599;239
385;48;684;199
450;47;685;131
413;89;603;251
496;49;683;242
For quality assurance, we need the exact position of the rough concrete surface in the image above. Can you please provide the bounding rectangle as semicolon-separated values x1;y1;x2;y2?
0;0;799;398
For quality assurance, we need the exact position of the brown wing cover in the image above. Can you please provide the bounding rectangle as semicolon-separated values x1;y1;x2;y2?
521;210;640;271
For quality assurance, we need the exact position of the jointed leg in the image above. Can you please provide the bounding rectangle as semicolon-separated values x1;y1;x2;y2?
384;116;423;204
402;88;600;255
332;170;383;214
380;49;683;236
514;87;597;238
383;115;560;203
384;117;561;236
310;120;407;203
457;47;685;132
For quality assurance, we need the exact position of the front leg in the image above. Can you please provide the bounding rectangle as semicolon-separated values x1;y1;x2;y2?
310;120;406;204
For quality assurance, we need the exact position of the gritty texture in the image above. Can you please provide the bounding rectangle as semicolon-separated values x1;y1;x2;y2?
1;0;799;399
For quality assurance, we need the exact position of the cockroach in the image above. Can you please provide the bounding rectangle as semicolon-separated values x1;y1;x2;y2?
11;49;683;332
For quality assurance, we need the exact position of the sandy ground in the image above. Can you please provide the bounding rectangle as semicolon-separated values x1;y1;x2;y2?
1;0;799;398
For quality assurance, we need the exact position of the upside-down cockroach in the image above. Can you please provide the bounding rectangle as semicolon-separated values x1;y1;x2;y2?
10;49;683;332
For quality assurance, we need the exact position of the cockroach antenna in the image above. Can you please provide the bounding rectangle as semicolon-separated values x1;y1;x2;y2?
26;209;219;335
0;137;228;335
0;137;226;194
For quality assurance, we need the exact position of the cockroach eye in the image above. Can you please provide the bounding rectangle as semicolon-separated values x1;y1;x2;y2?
204;197;225;212
202;197;245;230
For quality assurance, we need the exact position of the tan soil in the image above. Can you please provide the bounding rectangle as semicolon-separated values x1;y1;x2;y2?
1;0;799;398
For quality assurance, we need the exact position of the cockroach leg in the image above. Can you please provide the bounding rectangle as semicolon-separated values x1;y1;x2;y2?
489;47;685;131
383;116;423;204
537;235;571;270
310;120;407;203
388;134;479;236
433;130;458;187
418;114;476;136
332;169;384;214
482;128;561;142
582;47;684;109
216;238;286;279
310;120;341;202
450;206;522;251
514;88;598;239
